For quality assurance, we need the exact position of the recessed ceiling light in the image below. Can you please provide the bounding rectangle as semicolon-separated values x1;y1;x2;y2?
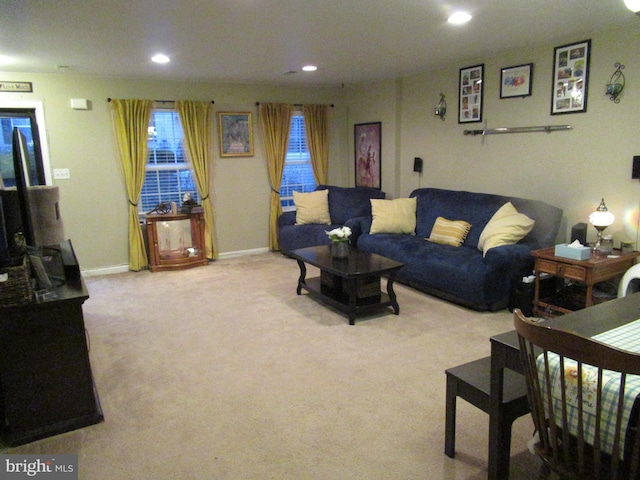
624;0;640;12
302;65;317;72
0;55;13;65
448;11;472;24
151;54;170;64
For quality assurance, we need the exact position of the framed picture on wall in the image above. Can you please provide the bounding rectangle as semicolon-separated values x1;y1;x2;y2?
458;64;484;123
551;39;591;115
500;63;533;98
354;122;381;189
217;112;254;157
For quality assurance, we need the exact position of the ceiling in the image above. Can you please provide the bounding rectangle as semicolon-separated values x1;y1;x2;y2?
0;0;637;87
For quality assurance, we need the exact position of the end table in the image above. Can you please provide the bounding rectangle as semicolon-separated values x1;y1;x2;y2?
532;247;640;317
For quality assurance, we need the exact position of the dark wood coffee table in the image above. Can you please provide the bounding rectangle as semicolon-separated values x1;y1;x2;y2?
290;245;403;325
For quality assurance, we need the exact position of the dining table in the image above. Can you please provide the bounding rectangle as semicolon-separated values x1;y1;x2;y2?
488;292;640;479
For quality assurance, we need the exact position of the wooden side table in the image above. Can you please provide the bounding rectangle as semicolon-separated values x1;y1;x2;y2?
532;247;640;316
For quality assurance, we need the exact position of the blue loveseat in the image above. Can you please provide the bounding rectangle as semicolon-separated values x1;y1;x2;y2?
278;185;386;255
356;188;563;311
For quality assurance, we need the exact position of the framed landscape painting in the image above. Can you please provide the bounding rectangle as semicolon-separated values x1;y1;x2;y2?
354;122;381;189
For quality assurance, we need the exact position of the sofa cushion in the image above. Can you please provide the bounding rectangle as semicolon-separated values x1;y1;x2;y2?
411;188;505;247
427;217;471;247
293;189;331;225
478;202;535;257
316;185;386;225
370;197;417;234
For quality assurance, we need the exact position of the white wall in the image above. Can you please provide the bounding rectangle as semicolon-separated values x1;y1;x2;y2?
0;75;348;269
348;24;640;246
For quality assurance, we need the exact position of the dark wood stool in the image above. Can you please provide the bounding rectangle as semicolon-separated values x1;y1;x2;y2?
444;356;530;459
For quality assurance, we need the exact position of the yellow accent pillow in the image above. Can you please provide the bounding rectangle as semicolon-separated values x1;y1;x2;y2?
427;217;472;247
370;197;417;234
478;202;535;257
293;190;331;225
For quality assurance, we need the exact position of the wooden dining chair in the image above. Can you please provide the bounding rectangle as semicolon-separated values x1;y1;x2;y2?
514;309;640;479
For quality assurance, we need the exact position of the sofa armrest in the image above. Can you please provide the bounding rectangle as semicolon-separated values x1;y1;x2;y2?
346;216;373;240
278;211;297;228
484;244;533;273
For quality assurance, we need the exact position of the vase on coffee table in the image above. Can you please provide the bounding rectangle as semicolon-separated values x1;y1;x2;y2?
331;241;349;259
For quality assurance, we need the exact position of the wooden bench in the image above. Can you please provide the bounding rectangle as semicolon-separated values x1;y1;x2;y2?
444;356;530;459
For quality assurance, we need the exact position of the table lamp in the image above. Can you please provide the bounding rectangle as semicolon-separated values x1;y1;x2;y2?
588;198;614;252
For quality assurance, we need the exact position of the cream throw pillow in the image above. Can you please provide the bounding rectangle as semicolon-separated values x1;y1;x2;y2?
478;202;535;256
427;217;472;247
293;190;331;225
370;197;417;234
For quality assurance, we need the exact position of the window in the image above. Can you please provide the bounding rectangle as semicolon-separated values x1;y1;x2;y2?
0;108;46;187
280;113;316;211
140;110;199;214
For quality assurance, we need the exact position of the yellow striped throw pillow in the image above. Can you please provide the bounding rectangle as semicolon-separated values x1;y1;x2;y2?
427;217;472;247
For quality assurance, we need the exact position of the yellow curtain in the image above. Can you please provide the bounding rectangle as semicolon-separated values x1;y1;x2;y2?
302;104;329;185
176;100;217;259
259;103;293;251
110;99;152;271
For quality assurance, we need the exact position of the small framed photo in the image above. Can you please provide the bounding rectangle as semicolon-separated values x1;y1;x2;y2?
551;39;591;115
354;122;381;189
458;64;484;123
217;112;253;157
500;63;533;98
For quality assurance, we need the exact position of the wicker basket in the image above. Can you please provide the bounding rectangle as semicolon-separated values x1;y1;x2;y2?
0;256;34;307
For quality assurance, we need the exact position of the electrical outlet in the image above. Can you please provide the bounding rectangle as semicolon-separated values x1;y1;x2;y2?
53;168;70;179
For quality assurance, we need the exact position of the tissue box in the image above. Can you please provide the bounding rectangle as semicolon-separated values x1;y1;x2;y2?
554;243;591;261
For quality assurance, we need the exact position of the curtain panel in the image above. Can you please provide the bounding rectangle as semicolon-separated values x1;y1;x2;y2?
110;99;153;271
302;104;329;185
258;103;293;251
176;100;217;259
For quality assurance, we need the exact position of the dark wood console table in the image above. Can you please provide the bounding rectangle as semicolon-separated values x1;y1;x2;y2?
0;240;103;446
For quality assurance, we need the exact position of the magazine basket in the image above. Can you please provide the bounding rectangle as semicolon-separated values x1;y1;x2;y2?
0;256;34;307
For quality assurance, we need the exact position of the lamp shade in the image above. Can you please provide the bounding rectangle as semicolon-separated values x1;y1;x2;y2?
589;198;615;227
624;0;640;12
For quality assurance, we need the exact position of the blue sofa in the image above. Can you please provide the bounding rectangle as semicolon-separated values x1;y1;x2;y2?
278;185;386;255
356;188;563;311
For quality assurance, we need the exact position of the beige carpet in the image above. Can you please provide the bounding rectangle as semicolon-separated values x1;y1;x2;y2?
3;252;541;479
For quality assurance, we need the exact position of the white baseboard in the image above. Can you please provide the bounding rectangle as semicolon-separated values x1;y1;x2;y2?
80;247;271;276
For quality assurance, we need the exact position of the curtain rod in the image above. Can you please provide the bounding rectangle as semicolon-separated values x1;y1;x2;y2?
255;102;334;107
107;98;215;104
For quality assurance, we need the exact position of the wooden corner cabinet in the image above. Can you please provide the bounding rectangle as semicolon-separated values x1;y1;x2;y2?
146;211;208;272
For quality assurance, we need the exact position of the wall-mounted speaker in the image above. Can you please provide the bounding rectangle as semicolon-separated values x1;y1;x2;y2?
571;222;587;245
413;157;423;173
632;155;640;179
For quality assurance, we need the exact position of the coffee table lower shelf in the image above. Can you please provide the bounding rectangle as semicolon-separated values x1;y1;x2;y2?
298;276;399;325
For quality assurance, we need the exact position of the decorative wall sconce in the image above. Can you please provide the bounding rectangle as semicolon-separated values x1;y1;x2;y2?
589;198;615;252
434;93;447;121
606;63;625;103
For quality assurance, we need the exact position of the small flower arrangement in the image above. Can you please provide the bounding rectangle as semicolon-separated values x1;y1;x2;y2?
326;226;352;243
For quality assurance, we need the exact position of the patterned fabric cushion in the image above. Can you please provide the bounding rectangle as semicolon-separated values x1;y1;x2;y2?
427;217;471;247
